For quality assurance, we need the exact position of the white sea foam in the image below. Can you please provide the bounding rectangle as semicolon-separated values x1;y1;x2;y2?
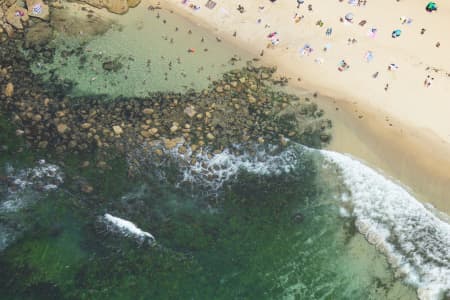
1;160;64;213
130;142;302;192
130;142;450;298
320;150;450;300
0;160;64;252
181;146;301;191
0;224;15;252
103;213;155;244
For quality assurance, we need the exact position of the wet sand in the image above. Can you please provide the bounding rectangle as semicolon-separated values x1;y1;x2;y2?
282;83;450;215
320;92;450;216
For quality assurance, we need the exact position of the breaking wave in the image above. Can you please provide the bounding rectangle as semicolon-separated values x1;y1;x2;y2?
129;141;450;299
0;160;64;251
128;142;306;193
101;213;155;245
1;159;63;213
321;150;450;300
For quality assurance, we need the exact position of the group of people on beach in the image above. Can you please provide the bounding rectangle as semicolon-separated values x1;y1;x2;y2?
289;0;440;91
177;0;442;92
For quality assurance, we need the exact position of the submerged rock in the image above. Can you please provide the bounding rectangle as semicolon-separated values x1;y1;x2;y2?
80;182;94;193
24;21;53;47
102;60;123;72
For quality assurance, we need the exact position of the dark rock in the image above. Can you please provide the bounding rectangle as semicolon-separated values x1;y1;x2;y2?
102;60;123;72
292;212;304;224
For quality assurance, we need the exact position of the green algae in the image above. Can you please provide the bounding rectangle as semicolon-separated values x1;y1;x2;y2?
0;146;416;299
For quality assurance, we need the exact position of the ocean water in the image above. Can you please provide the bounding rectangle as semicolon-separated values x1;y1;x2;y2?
1;2;449;300
0;138;423;300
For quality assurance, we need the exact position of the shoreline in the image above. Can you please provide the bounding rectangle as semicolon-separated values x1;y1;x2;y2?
283;83;450;215
159;0;450;215
318;90;450;215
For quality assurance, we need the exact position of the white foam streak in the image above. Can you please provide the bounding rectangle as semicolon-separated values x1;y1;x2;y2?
130;142;450;298
103;213;155;244
178;146;299;191
320;150;450;300
1;160;63;213
0;160;64;252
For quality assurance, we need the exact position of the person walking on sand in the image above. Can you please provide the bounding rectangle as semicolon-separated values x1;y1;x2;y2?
424;75;430;87
425;76;434;87
297;0;304;8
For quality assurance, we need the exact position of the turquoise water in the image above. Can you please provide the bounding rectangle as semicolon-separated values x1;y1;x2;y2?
29;6;249;98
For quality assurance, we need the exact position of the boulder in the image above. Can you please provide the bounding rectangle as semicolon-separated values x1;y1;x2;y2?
178;145;187;154
102;60;123;72
170;124;178;133
127;0;141;8
206;133;215;140
163;137;183;150
4;0;18;6
112;125;123;135
81;183;94;193
81;122;92;129
80;0;130;14
56;123;68;134
4;82;14;97
2;23;15;37
38;141;48;148
247;95;256;104
140;130;151;138
142;108;154;115
26;0;49;21
6;5;29;29
32;114;42;122
184;105;197;118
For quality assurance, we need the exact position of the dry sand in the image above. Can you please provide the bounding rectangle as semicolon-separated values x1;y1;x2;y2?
155;0;450;214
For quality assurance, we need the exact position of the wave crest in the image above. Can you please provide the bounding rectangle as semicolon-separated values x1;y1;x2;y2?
321;150;450;300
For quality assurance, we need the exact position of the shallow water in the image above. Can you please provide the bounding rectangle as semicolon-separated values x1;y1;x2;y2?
29;4;249;98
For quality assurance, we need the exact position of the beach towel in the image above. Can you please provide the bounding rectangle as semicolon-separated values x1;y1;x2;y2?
368;28;377;38
32;4;42;14
300;44;313;56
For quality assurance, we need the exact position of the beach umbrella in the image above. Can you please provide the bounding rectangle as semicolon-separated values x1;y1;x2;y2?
345;13;354;22
391;29;402;38
426;2;437;12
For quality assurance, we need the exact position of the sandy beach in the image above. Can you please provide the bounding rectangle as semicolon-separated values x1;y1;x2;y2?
156;0;450;214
